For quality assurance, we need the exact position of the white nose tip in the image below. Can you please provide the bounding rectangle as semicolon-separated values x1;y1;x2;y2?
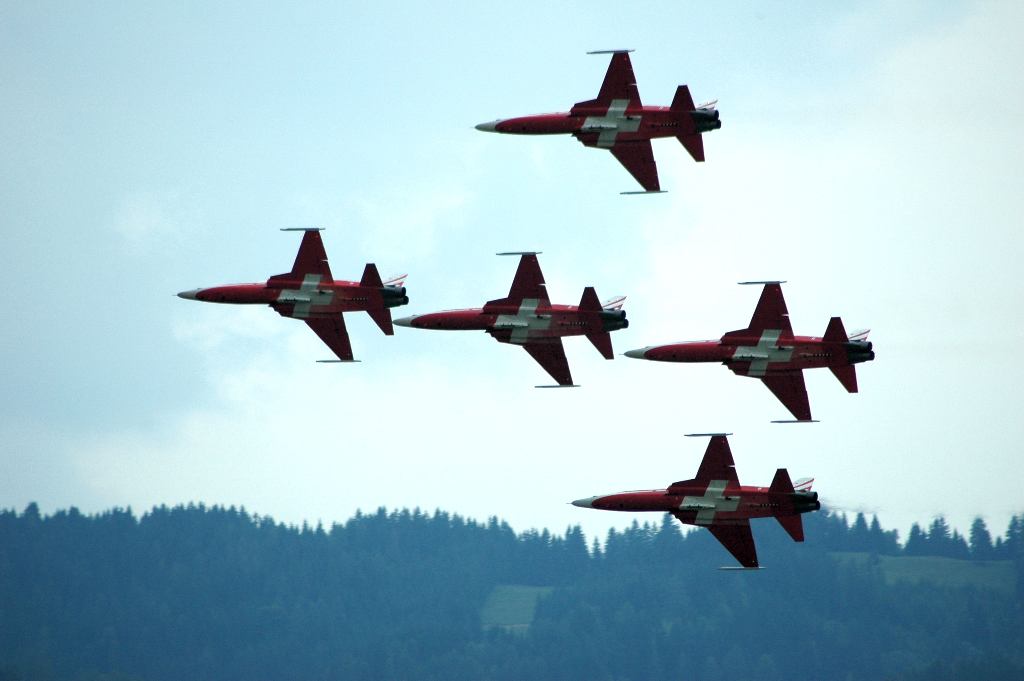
571;496;598;508
475;119;502;132
393;315;418;328
623;347;650;359
177;288;203;300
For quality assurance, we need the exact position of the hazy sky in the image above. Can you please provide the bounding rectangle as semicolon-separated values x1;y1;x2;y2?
2;1;1022;543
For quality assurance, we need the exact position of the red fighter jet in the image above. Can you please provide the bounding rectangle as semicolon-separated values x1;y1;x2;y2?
572;434;820;568
177;228;408;362
393;252;627;387
475;49;719;193
625;282;874;422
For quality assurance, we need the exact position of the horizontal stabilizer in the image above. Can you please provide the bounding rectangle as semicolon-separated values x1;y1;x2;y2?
360;263;384;288
775;514;805;543
830;364;859;393
587;49;634;55
769;468;795;494
677;134;705;163
586;331;615;360
384;273;408;287
848;328;870;341
823;316;848;343
670;84;697;113
578;286;603;312
366;306;394;336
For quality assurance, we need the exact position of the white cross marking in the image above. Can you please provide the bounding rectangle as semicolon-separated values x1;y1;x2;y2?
277;274;334;319
494;299;552;344
582;99;642;148
681;480;740;525
732;330;794;377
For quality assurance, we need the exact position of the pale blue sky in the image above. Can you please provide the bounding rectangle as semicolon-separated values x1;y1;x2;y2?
2;1;1021;542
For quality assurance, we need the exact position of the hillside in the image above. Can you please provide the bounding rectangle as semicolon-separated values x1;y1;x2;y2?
1;504;1021;681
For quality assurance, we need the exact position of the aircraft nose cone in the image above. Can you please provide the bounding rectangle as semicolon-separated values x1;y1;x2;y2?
393;315;419;328
571;496;599;509
475;119;502;133
623;347;651;359
177;288;203;301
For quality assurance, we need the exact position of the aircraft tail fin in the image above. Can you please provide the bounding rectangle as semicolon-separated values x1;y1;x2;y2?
792;477;814;492
848;328;870;342
602;295;626;311
775;514;805;543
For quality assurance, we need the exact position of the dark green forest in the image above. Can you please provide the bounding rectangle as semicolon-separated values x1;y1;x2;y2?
1;503;1022;681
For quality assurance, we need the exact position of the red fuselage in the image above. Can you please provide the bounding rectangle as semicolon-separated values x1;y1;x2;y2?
478;107;701;143
179;279;407;319
627;334;875;376
395;302;624;343
574;484;819;526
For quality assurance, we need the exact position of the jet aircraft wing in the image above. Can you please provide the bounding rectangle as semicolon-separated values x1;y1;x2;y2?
610;141;661;192
572;51;642;112
269;229;333;284
304;317;353;361
486;253;550;308
694;435;739;485
761;371;812;421
724;282;793;341
523;340;573;386
706;520;759;568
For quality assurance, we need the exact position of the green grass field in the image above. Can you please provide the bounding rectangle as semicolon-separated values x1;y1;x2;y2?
830;552;1016;595
480;585;555;632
